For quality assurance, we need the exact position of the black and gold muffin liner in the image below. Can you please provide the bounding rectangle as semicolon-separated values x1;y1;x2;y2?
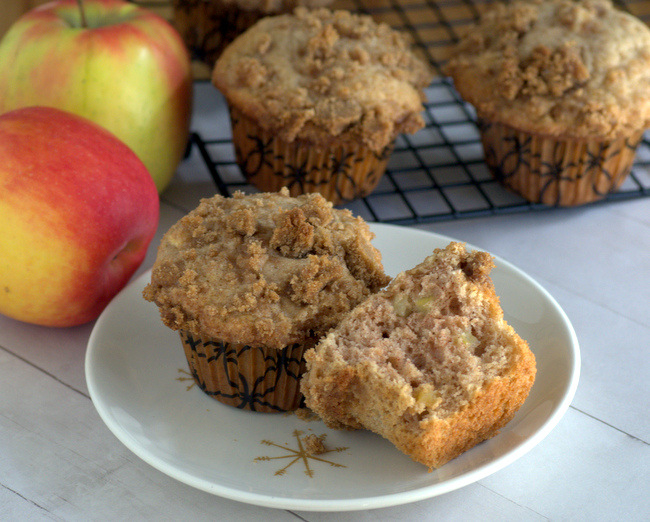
479;119;643;207
173;0;266;67
179;330;313;412
229;106;393;205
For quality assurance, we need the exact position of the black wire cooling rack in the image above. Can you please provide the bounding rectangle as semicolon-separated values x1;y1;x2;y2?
142;0;650;224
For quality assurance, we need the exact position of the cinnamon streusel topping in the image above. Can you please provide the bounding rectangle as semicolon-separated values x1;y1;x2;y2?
143;189;389;348
444;0;650;139
212;8;433;152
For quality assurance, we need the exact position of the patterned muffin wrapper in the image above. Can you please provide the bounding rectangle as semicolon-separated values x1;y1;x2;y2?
173;0;269;66
229;106;394;205
478;119;643;207
179;330;313;412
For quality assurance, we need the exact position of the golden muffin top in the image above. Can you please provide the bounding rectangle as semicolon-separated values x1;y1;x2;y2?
212;8;433;152
444;0;650;139
143;189;389;348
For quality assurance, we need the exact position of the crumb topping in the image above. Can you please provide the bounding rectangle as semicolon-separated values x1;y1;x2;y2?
302;433;327;455
444;0;650;138
213;8;433;152
143;189;389;348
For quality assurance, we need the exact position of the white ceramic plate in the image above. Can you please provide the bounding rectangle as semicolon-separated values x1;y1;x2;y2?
85;223;580;512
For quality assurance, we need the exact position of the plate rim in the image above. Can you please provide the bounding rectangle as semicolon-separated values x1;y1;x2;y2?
85;223;580;511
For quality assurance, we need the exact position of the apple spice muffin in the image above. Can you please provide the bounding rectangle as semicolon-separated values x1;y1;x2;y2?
143;189;389;412
444;0;650;206
173;0;333;68
300;242;536;469
212;7;433;205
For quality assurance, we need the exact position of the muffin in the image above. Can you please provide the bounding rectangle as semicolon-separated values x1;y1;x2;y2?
444;0;650;206
212;7;433;205
143;189;389;412
173;0;333;68
301;242;536;469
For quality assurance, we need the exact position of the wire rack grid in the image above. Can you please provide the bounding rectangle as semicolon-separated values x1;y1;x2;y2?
140;0;650;224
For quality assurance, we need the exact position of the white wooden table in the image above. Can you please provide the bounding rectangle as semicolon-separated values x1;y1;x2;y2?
1;83;649;521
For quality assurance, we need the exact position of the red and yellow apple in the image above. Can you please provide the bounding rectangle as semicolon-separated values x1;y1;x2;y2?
0;0;193;193
0;106;160;327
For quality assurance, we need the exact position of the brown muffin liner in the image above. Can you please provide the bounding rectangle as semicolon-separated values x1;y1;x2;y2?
179;330;313;412
478;119;643;207
229;106;394;205
172;0;269;67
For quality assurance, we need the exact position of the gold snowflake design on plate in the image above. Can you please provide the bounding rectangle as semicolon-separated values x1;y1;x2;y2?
176;368;350;477
176;368;196;390
255;429;349;477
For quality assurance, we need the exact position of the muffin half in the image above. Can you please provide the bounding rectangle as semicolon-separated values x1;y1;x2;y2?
301;242;536;468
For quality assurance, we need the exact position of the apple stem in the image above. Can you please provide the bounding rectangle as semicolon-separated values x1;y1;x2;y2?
76;0;87;28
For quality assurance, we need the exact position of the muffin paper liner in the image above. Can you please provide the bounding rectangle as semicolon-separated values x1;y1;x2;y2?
179;330;312;412
478;119;643;207
229;106;394;205
173;0;267;66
